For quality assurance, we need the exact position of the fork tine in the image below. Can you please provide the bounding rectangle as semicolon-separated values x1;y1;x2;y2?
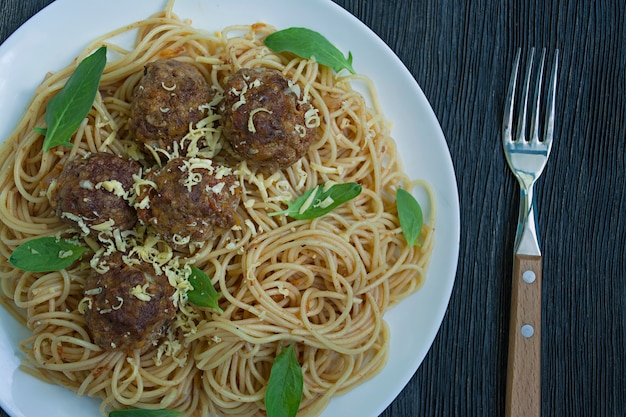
543;49;559;149
516;47;535;142
502;48;521;143
529;48;546;143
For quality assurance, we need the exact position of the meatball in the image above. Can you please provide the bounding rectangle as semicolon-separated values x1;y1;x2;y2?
82;255;176;351
136;157;241;246
129;59;212;154
219;67;318;170
50;152;140;236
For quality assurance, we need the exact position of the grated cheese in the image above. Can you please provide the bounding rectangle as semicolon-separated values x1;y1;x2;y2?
154;337;186;367
304;107;321;128
172;234;192;246
58;249;74;259
298;189;318;215
79;180;94;190
214;165;233;180
294;160;307;191
247;107;272;133
209;182;226;194
61;212;91;235
112;296;124;310
287;79;301;98
91;219;116;232
322;181;337;192
183;170;203;192
136;196;151;210
161;81;177;91
294;124;307;138
231;83;248;111
84;287;103;296
180;108;224;159
133;173;157;202
77;297;92;314
131;283;152;302
317;196;335;209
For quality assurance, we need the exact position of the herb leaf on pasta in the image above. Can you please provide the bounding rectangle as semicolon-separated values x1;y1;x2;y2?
265;343;303;417
264;27;355;74
396;188;424;247
270;182;362;220
187;266;223;312
37;46;107;152
9;236;89;272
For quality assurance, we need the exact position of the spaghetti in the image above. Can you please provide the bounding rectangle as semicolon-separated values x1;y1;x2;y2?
0;3;434;417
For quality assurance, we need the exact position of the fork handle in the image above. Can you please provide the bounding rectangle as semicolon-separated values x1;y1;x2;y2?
505;254;542;417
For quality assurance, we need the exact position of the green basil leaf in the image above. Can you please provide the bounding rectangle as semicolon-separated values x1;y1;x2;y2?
264;27;355;74
40;46;107;152
109;410;182;417
9;236;89;272
187;266;223;312
33;127;47;136
396;188;424;247
265;343;303;417
270;182;362;220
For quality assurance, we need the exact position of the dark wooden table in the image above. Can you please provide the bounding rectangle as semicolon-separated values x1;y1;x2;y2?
1;1;625;416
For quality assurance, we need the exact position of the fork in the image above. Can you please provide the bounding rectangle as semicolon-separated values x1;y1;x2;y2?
502;47;559;417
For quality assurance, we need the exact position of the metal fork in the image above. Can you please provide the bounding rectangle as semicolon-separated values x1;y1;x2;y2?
502;47;558;417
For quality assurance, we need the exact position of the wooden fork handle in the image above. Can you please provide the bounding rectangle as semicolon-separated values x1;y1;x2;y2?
505;254;542;417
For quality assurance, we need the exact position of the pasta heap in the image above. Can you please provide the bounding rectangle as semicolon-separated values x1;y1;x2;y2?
0;3;434;417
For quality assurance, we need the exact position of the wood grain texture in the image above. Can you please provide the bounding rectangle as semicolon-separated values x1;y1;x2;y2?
1;1;625;417
505;255;542;417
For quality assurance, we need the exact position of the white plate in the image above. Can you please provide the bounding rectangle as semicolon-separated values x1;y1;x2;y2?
0;1;460;416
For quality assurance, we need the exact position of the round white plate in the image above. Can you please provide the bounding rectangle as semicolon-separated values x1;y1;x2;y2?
0;1;460;416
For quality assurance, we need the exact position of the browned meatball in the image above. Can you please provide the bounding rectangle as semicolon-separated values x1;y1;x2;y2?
81;254;175;351
220;67;318;170
136;157;241;246
129;59;212;154
50;152;140;236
